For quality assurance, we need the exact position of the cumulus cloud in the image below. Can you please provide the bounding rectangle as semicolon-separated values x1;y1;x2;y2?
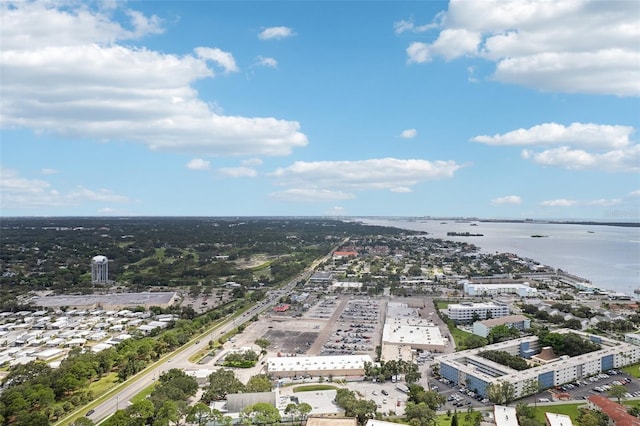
269;188;355;202
270;158;462;196
474;122;638;172
473;123;634;150
256;56;278;68
241;158;263;166
630;189;640;197
195;47;238;74
491;195;522;205
390;187;412;193
217;167;258;178
405;0;640;96
522;145;639;172
540;199;578;207
0;1;308;157
1;167;132;209
258;26;295;40
186;158;210;171
399;128;418;139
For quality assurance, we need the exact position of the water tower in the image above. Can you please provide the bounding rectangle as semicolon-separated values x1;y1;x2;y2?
91;255;109;284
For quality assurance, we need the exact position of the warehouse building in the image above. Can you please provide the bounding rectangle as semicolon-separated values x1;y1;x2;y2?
266;354;372;379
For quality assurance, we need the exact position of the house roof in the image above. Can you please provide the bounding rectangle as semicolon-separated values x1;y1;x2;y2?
588;395;640;426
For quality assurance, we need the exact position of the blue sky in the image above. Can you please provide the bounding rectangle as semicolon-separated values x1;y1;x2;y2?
1;0;639;220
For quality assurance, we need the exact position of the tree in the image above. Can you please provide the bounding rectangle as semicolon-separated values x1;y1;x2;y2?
608;384;627;404
187;403;212;426
241;402;281;425
577;408;609;426
405;369;422;384
202;369;245;402
255;338;271;353
246;374;273;393
464;335;488;349
70;418;95;426
522;379;540;407
404;401;436;426
451;412;459;426
487;380;516;405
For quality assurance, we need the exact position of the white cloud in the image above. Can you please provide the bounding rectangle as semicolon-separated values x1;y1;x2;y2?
269;188;355;202
540;199;578;207
475;122;638;172
393;17;441;34
258;26;295;40
41;168;59;175
242;158;263;166
405;0;640;96
473;122;634;150
0;167;132;209
256;56;278;68
588;198;622;207
630;189;640;197
186;158;211;171
491;195;522;205
0;2;308;157
399;128;418;139
523;145;639;172
270;158;462;193
195;47;238;74
390;187;412;193
217;167;257;178
325;206;347;216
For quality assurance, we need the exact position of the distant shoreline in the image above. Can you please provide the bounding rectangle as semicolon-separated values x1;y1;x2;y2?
478;219;639;227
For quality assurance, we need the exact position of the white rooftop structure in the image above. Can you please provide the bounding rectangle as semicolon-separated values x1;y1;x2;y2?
267;354;372;375
464;281;537;297
494;406;519;426
382;317;446;347
545;412;573;426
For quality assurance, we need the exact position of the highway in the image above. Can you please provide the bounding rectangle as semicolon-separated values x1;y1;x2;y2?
80;244;343;425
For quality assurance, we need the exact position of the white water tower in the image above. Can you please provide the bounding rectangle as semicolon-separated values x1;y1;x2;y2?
91;255;109;284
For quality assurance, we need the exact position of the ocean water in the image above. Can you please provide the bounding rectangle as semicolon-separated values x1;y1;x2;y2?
358;218;640;296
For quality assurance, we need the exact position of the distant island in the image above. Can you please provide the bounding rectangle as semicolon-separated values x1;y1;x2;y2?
447;231;484;237
531;234;549;238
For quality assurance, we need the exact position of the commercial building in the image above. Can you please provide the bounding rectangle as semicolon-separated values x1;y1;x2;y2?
447;301;510;324
463;282;537;297
624;332;640;346
472;315;531;338
437;329;640;398
266;354;372;379
381;302;447;361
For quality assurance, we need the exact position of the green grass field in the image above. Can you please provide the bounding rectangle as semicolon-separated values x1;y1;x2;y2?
622;363;640;378
531;403;584;423
292;384;339;393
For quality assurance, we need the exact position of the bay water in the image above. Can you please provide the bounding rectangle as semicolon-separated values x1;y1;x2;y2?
357;218;640;296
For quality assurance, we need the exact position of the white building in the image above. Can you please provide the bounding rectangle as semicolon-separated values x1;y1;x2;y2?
91;255;109;284
447;301;510;324
464;281;537;297
625;333;640;346
437;329;640;399
545;412;573;426
266;354;372;378
472;315;531;338
495;406;519;426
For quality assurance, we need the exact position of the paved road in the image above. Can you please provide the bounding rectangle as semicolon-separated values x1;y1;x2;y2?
72;244;345;425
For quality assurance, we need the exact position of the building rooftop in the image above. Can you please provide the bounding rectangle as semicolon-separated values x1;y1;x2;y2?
545;412;573;426
478;314;529;327
494;405;519;426
588;395;640;426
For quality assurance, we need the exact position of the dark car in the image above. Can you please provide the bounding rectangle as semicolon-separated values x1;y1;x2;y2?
86;409;95;417
381;390;389;396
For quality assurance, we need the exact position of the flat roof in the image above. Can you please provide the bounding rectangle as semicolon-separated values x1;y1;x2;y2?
545;412;573;426
382;318;447;346
267;355;372;372
494;405;519;426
